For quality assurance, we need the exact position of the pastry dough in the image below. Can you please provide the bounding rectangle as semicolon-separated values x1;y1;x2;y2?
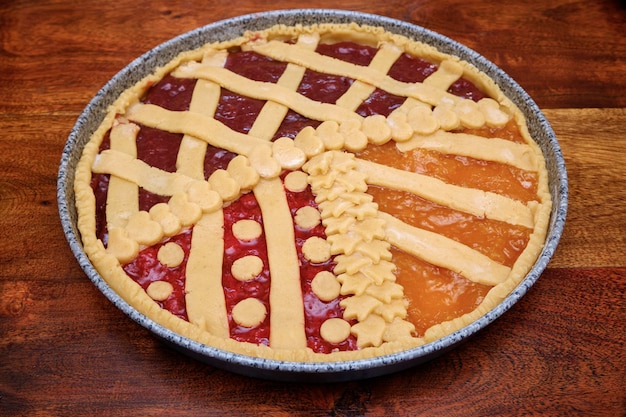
74;23;551;362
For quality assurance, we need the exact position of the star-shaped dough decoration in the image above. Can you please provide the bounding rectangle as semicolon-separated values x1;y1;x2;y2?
375;298;409;322
322;214;356;235
360;260;397;285
355;239;392;263
365;280;405;304
351;217;386;242
351;314;386;348
327;232;362;256
340;294;382;321
337;271;374;297
383;317;416;342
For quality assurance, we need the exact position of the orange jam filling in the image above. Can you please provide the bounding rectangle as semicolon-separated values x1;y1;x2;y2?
356;138;539;204
459;120;527;144
356;123;536;335
392;248;490;335
368;185;531;267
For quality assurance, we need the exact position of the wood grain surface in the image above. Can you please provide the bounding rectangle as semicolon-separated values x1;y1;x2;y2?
1;1;625;416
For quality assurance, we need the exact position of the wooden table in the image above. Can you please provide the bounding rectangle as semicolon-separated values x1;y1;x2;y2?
1;1;624;415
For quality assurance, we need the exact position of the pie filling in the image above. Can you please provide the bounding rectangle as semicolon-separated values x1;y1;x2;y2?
75;23;551;361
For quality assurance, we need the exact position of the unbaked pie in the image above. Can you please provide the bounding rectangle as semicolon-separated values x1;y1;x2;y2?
74;23;552;361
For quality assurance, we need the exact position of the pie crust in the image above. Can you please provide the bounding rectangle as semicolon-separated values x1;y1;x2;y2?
74;23;552;362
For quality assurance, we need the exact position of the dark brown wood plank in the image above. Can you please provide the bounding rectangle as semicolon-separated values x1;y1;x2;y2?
0;0;625;113
543;108;626;268
1;269;623;415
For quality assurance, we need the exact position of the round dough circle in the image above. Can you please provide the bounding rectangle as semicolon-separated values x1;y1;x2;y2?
311;271;341;302
284;170;309;192
232;298;267;328
231;255;264;281
320;318;351;344
294;206;321;230
302;236;331;264
157;242;185;268
146;281;174;301
232;219;262;242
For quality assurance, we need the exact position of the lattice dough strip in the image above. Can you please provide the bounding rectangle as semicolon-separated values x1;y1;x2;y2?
181;51;230;339
106;121;139;229
248;33;321;140
254;178;307;349
250;40;462;107
335;42;404;111
355;158;535;228
380;212;512;286
173;65;362;124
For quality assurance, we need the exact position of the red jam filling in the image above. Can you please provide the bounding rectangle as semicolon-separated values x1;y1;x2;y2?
282;172;358;353
222;192;271;346
93;40;497;350
123;230;192;321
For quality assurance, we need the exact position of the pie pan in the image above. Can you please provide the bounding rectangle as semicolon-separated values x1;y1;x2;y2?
57;9;568;382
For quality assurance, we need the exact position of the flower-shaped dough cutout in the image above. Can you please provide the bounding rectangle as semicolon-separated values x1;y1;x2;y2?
107;227;139;264
168;192;202;227
334;253;373;275
359;260;397;285
340;294;382;321
249;144;281;179
365;280;405;304
302;151;333;176
316;121;344;150
362;114;392;145
386;109;413;142
455;99;485;129
478;98;510;127
308;170;339;192
322;214;356;235
351;217;386;242
375;298;409;322
227;155;260;191
332;188;371;206
355;239;392;263
293;126;324;158
149;203;182;237
335;171;369;194
327;232;362;256
339;119;368;152
327;150;357;173
432;103;460;130
407;105;439;135
208;169;240;202
337;271;374;297
125;211;163;246
186;180;222;212
345;201;379;220
272;137;306;170
318;198;356;219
